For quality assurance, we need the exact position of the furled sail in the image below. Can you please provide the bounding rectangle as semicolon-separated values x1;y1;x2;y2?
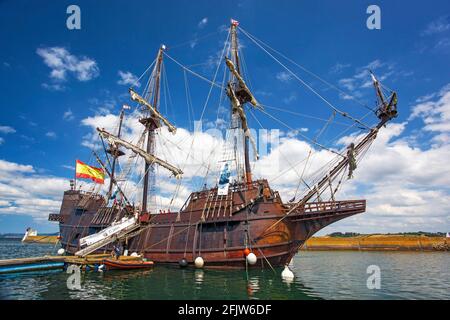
97;128;183;178
129;88;177;134
226;83;259;160
225;57;261;109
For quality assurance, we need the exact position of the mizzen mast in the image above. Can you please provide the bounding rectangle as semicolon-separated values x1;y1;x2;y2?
106;106;126;198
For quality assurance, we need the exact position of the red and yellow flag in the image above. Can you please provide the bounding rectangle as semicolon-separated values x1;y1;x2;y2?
75;160;105;184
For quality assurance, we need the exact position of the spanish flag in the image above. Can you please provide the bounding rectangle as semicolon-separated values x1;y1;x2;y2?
75;160;105;184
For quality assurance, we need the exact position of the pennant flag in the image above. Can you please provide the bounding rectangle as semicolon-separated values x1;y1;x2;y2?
75;160;105;184
231;19;239;26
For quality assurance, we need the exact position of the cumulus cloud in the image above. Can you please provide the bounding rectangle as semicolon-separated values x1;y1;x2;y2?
37;47;99;85
329;63;351;74
0;159;68;221
198;17;208;29
421;15;450;36
276;71;292;82
410;83;450;136
117;70;140;87
0;125;16;134
63;109;75;121
46;131;57;139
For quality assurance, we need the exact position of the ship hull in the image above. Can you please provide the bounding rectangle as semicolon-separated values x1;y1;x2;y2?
52;181;365;269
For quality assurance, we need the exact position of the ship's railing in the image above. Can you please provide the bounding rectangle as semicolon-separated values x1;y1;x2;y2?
65;189;105;201
189;179;269;200
286;200;366;214
48;213;63;222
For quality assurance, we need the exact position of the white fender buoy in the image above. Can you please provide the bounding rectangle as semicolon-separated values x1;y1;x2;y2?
57;248;65;255
98;264;105;272
246;252;257;265
281;265;294;280
194;256;204;268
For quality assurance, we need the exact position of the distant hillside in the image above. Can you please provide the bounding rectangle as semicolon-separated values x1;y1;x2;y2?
327;231;447;238
0;233;22;239
0;232;58;240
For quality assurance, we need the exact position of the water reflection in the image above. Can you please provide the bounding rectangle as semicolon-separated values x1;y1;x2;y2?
246;276;260;299
1;240;449;300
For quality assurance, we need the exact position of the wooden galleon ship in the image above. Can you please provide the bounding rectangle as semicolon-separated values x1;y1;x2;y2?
48;20;398;269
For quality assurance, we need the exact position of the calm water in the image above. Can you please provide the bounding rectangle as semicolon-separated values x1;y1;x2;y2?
0;240;448;300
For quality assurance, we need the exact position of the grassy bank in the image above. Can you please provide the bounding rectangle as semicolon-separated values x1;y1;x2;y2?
302;235;449;251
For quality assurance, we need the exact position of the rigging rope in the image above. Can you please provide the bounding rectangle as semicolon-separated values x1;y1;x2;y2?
258;107;344;157
163;52;225;90
238;26;374;112
238;27;372;130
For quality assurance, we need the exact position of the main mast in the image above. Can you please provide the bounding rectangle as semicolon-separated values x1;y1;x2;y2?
140;46;164;213
229;20;253;184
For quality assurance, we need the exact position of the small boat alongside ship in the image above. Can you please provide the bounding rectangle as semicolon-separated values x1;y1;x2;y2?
103;258;154;271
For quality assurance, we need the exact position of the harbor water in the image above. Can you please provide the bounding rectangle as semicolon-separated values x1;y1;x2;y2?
0;240;448;300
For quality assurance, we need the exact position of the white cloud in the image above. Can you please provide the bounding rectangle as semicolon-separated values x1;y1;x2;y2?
0;159;68;221
276;71;292;82
283;92;297;104
337;59;404;102
37;47;99;83
338;78;356;91
46;131;57;139
117;70;140;87
329;63;351;74
41;83;65;91
63;109;74;121
421;15;450;36
0;159;34;173
198;17;208;29
0;125;16;134
410;83;450;136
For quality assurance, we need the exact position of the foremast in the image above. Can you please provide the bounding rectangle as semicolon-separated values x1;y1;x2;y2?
297;73;398;207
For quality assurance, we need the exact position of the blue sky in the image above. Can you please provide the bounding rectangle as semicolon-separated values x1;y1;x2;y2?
0;0;449;234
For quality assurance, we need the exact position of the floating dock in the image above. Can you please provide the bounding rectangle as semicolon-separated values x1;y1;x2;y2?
302;235;449;251
0;255;66;274
0;254;145;274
